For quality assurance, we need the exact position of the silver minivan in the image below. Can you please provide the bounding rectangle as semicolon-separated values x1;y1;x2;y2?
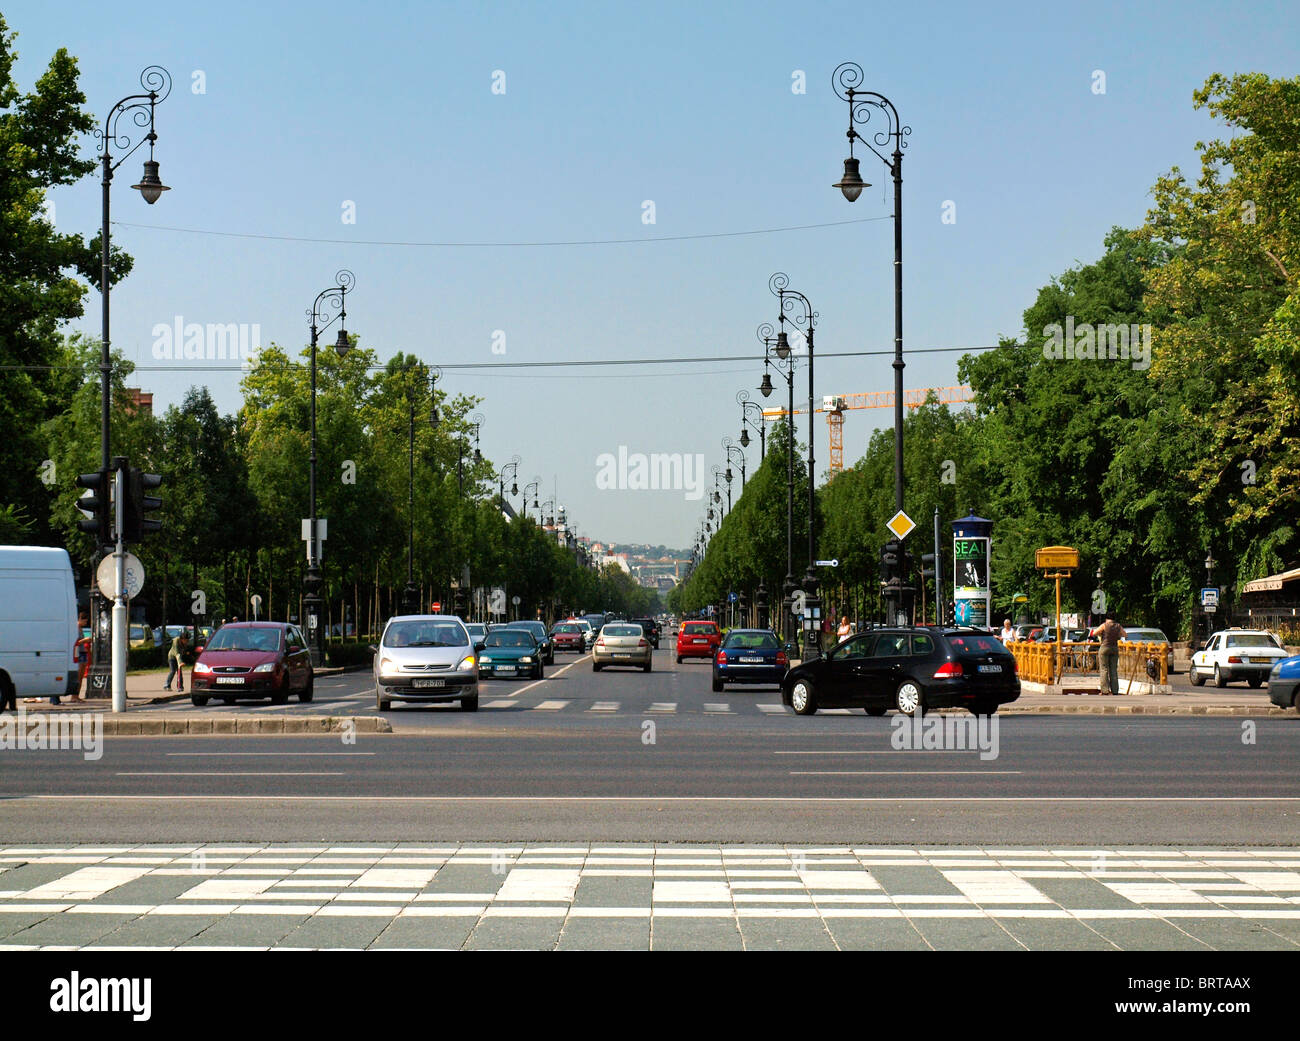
373;614;478;711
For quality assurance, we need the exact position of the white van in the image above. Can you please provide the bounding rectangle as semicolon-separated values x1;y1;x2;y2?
0;546;79;703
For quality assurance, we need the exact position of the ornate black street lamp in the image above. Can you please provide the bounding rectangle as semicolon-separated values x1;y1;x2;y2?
303;270;355;665
459;412;483;492
90;66;172;676
723;438;746;493
522;479;541;522
833;62;910;515
401;365;441;615
737;389;765;461
497;457;521;513
759;320;798;653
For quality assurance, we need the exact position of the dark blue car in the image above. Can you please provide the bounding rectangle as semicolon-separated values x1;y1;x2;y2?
713;629;788;692
1269;655;1300;710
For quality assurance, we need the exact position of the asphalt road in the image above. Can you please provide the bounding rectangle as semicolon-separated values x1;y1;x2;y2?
3;647;1298;844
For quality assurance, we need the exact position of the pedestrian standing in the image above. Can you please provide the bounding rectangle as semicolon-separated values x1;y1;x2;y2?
1091;614;1126;695
837;615;853;641
1000;618;1015;643
164;632;189;692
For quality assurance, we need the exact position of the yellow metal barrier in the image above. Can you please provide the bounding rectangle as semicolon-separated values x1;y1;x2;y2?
1007;640;1168;690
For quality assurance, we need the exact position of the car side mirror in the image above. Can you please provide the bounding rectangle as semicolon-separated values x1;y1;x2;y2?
368;644;378;654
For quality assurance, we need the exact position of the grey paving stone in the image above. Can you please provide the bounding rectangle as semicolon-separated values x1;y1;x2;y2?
906;916;1027;951
0;914;56;940
993;917;1120;951
87;876;207;905
464;915;565;951
1028;877;1146;909
0;864;89;890
866;866;965;896
98;914;220;947
5;913;136;947
183;914;310;948
278;914;394;949
556;917;650;951
822;917;931;951
651;916;744;951
572;876;651;907
423;865;506;895
1086;919;1215;951
1169;917;1300;951
368;916;478;950
736;917;838;951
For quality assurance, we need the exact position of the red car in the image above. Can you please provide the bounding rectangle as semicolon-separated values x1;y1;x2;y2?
551;622;586;653
189;622;314;706
676;620;721;663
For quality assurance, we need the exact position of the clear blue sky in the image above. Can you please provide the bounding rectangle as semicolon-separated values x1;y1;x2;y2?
11;0;1298;548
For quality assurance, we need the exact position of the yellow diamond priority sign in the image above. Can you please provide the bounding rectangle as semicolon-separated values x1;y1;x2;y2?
886;510;916;540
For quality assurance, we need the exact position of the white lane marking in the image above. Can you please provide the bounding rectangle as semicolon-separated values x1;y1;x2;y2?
942;870;1054;904
487;654;590;700
113;772;346;777
758;704;785;713
653;880;731;903
534;701;570;711
1103;882;1213;903
648;703;676;713
166;752;374;757
483;700;516;709
590;702;620;712
350;868;437;889
25;866;152;901
704;703;731;714
799;870;881;891
789;771;1022;776
495;868;581;903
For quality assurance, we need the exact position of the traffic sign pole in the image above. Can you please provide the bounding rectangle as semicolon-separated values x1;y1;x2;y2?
111;461;128;713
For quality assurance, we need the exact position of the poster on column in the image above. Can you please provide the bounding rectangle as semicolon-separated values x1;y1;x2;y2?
953;536;990;628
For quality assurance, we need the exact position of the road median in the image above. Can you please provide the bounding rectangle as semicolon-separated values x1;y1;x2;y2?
98;715;393;735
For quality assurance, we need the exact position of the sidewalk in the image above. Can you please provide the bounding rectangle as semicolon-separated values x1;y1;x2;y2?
17;666;347;712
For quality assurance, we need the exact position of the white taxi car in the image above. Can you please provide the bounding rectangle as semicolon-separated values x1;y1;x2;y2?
1189;628;1288;688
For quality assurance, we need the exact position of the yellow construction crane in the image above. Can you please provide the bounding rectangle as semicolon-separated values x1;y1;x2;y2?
762;385;975;474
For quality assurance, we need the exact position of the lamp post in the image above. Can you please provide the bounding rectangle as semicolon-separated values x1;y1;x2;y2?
401;364;441;615
723;438;746;493
737;389;765;461
91;66;171;677
771;272;822;658
459;412;483;493
711;464;728;517
833;62;910;515
522;479;541;522
758;320;797;653
496;457;521;513
303;270;355;666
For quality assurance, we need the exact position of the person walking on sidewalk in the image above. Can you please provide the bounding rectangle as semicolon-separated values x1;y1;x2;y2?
1091;614;1126;695
164;632;189;692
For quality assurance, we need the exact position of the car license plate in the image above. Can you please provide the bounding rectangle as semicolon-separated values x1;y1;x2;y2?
692;638;705;643
978;664;1002;673
740;656;764;663
495;666;515;673
1251;657;1272;664
215;677;244;685
615;652;632;658
412;678;445;689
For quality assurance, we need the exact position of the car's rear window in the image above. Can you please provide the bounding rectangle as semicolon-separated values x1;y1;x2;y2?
1227;634;1281;648
684;623;716;634
949;635;1004;653
723;632;778;650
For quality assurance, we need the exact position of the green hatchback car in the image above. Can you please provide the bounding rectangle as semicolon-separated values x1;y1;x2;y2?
477;628;544;680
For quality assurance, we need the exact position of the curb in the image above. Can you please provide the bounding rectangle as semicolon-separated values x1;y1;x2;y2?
98;715;393;735
1002;703;1291;717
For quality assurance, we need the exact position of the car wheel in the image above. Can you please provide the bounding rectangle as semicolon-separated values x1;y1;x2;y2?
298;676;314;702
643;659;652;673
676;655;683;664
895;681;925;716
1213;665;1228;688
865;706;887;716
535;663;544;680
1189;666;1205;687
1248;677;1262;688
593;662;603;672
460;694;479;711
376;692;391;711
790;679;818;716
712;676;723;693
270;685;290;705
191;695;210;707
219;697;234;705
971;700;998;717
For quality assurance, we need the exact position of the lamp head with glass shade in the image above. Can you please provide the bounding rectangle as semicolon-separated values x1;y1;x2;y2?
131;158;170;204
775;331;791;361
833;155;868;203
740;427;750;447
333;328;351;355
759;372;774;398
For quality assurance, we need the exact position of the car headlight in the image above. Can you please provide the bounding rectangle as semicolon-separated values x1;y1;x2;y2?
379;657;400;677
457;655;476;672
193;661;212;674
253;662;276;673
478;656;493;664
520;656;533;664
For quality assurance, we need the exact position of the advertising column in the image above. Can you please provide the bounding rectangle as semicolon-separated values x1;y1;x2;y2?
951;514;993;630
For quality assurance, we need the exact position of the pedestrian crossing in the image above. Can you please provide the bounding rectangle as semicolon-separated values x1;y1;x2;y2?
2;845;1300;949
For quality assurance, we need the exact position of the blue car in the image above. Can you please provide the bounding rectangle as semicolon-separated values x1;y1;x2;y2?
712;628;788;693
1268;655;1300;710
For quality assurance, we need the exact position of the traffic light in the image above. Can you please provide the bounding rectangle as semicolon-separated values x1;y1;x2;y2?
880;540;902;599
122;468;163;542
921;552;937;582
75;469;112;545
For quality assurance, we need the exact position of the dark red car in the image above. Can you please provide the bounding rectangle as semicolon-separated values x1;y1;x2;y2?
676;620;721;663
551;622;586;653
189;622;314;706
